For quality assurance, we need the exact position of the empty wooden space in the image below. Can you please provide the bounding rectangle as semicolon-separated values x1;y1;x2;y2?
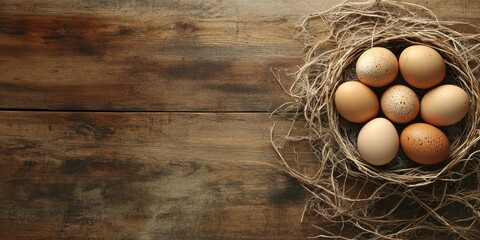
1;0;479;239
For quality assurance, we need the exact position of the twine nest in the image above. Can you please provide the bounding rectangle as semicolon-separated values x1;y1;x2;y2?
272;0;480;239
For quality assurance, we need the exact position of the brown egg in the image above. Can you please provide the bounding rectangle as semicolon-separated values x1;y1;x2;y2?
421;84;470;126
334;81;379;123
399;45;446;89
400;123;450;165
381;85;419;124
356;47;399;87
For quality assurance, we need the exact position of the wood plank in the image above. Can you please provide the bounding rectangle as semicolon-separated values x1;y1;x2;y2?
1;0;478;111
0;0;309;112
0;111;319;239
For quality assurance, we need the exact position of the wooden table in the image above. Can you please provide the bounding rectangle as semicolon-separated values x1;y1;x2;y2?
1;0;479;239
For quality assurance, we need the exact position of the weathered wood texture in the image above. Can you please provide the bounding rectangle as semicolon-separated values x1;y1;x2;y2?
1;0;478;111
0;111;316;239
1;0;480;239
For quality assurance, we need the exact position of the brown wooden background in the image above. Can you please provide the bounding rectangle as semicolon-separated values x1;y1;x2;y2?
1;0;479;239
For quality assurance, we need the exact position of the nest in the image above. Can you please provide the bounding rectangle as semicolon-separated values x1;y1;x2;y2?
271;0;480;239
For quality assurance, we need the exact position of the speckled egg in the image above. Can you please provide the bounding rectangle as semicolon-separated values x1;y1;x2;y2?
400;123;450;165
399;45;446;89
356;47;399;87
357;118;399;166
334;81;379;123
381;85;419;124
421;84;470;126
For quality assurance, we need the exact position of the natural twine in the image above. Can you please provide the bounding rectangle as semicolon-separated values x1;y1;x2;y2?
271;0;480;239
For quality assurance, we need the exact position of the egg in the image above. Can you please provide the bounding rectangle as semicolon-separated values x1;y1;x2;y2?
334;81;379;123
399;45;446;89
400;123;450;165
380;85;419;124
421;84;470;126
357;118;399;166
356;47;399;87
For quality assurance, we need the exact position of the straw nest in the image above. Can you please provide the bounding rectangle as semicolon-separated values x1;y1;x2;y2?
271;0;480;239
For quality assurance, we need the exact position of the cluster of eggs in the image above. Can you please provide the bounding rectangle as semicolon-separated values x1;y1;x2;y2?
334;45;471;166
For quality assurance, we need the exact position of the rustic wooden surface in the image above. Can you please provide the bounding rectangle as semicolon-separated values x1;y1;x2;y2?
0;0;479;239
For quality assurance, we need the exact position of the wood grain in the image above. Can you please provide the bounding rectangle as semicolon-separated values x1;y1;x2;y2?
1;0;479;239
0;111;318;239
1;0;478;111
0;0;306;111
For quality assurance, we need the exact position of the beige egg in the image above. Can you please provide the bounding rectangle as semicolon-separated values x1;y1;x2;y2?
399;45;446;89
381;85;419;124
400;123;450;165
357;118;399;166
356;47;399;87
421;84;470;126
334;81;379;123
